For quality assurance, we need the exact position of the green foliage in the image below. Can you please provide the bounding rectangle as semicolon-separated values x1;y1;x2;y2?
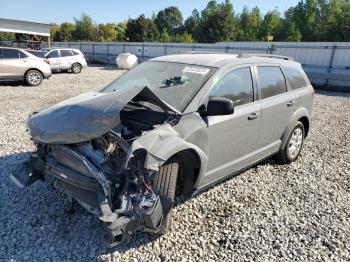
260;9;282;39
57;23;75;41
50;24;60;41
116;22;127;41
197;0;238;43
98;23;117;42
286;22;302;41
0;32;16;41
236;6;262;41
125;15;159;42
73;13;97;41
183;9;201;39
48;0;350;43
171;32;194;43
160;31;194;43
155;6;183;35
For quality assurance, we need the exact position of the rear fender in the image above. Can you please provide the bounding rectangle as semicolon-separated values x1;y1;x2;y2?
280;107;310;151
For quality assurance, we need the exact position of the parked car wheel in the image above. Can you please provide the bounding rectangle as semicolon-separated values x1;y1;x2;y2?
152;156;179;234
71;63;82;74
25;70;43;86
277;121;305;164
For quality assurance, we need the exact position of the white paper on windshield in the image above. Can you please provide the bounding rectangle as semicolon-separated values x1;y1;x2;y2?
183;66;210;75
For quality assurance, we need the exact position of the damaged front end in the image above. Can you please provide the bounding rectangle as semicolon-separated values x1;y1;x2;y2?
11;86;181;246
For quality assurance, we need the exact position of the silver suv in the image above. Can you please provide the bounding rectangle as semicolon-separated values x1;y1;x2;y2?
43;48;88;74
0;47;52;86
11;53;314;246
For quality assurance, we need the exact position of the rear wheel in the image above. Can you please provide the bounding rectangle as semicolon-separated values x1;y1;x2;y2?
152;156;179;234
25;70;43;86
277;121;305;164
71;63;82;74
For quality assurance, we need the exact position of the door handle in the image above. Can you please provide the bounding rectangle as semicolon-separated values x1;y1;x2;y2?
287;100;296;107
22;60;28;62
248;112;260;120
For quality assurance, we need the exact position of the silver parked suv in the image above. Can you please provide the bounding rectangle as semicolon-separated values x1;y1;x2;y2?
11;53;314;246
0;47;52;86
43;48;88;73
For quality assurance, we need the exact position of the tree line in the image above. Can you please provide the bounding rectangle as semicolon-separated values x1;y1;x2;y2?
1;0;349;43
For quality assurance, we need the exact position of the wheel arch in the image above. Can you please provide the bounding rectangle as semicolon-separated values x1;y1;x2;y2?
280;107;310;151
170;149;202;196
24;68;44;78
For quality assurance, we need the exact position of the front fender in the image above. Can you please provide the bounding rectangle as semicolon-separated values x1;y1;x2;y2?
126;124;208;175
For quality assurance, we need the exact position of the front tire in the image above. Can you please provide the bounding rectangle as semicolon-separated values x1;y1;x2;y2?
71;63;82;74
277;121;305;164
152;156;179;235
25;70;43;86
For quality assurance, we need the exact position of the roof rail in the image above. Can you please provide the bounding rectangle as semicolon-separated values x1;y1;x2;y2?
184;51;228;55
237;53;294;61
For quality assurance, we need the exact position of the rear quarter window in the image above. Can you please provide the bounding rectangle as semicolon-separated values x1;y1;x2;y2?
257;66;287;99
61;50;74;57
284;67;308;90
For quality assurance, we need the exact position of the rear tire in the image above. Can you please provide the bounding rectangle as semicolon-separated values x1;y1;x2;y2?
277;121;305;164
152;156;179;235
25;70;43;86
71;63;82;74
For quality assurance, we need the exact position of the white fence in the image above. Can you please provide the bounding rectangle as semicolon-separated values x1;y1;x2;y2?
52;41;350;90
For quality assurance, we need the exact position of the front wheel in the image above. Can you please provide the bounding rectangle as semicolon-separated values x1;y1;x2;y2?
152;156;179;234
277;121;305;164
25;70;43;86
71;63;82;74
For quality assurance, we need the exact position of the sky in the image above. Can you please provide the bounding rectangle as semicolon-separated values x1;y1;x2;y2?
0;0;300;24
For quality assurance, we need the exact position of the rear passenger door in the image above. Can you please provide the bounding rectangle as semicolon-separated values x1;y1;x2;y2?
60;50;75;69
255;64;296;152
47;50;61;70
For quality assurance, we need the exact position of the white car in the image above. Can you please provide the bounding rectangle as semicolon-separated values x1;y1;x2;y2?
43;48;87;74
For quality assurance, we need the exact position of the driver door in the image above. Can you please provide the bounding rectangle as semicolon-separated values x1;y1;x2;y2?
203;66;262;185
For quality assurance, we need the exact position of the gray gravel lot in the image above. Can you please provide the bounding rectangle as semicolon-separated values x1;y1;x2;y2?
1;66;350;261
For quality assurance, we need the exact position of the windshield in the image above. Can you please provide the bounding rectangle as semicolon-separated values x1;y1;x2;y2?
102;61;216;112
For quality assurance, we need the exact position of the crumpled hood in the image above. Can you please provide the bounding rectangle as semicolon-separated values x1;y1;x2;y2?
28;86;180;144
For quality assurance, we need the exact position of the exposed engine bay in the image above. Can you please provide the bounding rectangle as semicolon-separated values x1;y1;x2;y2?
11;86;185;246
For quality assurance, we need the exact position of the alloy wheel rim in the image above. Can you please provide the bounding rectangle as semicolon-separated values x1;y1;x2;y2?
288;127;303;158
29;72;41;84
73;65;81;73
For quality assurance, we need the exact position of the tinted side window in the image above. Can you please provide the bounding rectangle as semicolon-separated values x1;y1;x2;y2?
72;50;80;55
48;50;59;58
60;50;73;57
284;67;307;90
257;66;287;99
210;68;254;107
2;49;20;59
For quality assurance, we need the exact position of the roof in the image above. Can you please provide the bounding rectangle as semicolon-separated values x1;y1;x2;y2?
151;54;239;67
0;18;50;37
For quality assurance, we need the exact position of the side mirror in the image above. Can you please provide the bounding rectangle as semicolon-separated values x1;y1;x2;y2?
45;55;50;59
206;97;234;116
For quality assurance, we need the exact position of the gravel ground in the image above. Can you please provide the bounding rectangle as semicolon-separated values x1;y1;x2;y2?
1;66;350;261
